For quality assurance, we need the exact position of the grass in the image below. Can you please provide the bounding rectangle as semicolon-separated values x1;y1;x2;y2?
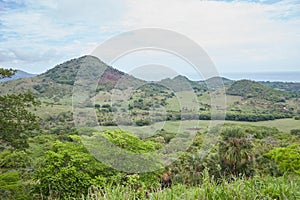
81;175;300;200
98;118;300;137
97;120;210;138
228;118;300;133
33;103;72;119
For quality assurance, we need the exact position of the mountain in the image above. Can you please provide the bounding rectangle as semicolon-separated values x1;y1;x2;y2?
0;70;37;82
1;56;298;104
159;75;207;92
226;79;288;102
205;76;233;85
1;56;299;126
260;81;300;95
0;56;144;99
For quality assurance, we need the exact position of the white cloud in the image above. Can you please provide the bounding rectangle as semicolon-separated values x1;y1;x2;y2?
0;0;125;73
0;0;299;74
120;0;300;72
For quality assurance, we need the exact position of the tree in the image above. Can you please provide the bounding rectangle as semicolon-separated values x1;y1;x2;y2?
0;68;16;79
219;128;254;177
33;138;109;198
0;68;40;149
34;134;162;199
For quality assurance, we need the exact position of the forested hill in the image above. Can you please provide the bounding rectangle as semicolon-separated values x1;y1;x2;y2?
260;81;300;94
226;79;292;101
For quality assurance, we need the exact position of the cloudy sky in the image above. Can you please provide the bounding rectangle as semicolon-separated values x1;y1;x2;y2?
0;0;299;76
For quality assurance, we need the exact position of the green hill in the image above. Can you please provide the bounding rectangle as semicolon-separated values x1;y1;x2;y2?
226;79;288;102
0;56;143;100
260;81;300;96
0;57;299;125
159;75;207;93
204;76;233;88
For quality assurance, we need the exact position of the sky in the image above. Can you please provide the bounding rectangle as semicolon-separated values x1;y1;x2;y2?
0;0;299;78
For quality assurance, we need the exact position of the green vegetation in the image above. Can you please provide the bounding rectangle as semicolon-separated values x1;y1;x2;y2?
261;81;300;96
0;92;40;149
0;68;16;79
227;79;288;101
266;144;300;175
1;59;300;199
1;56;300;126
0;69;40;150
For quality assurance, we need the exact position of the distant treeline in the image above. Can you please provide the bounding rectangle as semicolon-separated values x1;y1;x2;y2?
166;111;293;122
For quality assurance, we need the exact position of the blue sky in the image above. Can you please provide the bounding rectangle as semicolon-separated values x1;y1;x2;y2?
0;0;299;76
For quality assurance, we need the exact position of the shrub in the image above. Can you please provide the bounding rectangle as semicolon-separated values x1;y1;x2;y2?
135;119;151;126
0;172;30;200
265;145;300;175
0;150;31;170
291;129;300;137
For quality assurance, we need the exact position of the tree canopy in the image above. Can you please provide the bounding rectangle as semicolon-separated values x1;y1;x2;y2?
0;68;40;149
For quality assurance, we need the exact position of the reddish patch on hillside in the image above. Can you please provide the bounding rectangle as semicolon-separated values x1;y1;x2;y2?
97;68;128;90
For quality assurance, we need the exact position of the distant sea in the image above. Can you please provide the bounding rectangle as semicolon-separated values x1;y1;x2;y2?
221;71;300;82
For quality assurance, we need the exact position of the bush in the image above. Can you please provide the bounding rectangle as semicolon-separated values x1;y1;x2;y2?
265;145;300;175
0;150;31;170
0;172;30;200
291;129;300;137
135;119;151;126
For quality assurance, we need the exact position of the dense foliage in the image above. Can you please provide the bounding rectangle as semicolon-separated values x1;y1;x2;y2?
0;92;40;149
0;69;40;150
266;144;300;175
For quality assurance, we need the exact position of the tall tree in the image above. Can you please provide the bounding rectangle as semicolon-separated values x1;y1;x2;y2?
0;68;40;149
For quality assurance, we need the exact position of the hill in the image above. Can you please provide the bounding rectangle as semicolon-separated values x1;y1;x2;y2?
205;76;233;86
260;81;300;95
0;56;299;126
226;79;288;102
0;70;37;82
0;56;144;100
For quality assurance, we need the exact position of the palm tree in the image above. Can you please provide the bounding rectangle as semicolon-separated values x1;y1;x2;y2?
219;128;253;177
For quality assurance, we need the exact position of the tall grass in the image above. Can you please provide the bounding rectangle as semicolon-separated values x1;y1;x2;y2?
80;175;300;200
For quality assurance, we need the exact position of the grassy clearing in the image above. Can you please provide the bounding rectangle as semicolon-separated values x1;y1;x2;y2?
33;103;72;119
227;118;300;133
98;120;210;138
98;118;300;136
150;176;300;200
